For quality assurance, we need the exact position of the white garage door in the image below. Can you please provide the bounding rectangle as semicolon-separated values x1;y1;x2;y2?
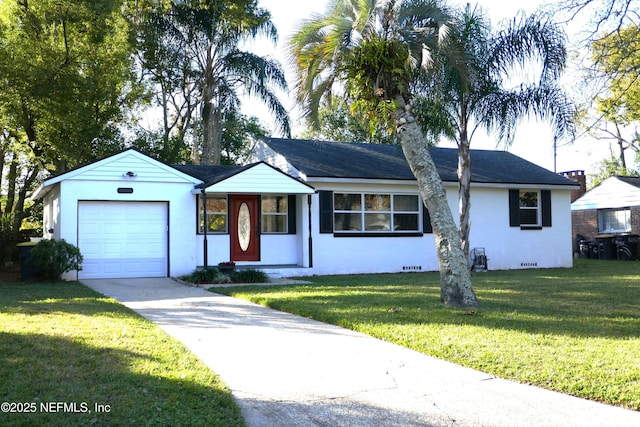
78;201;168;279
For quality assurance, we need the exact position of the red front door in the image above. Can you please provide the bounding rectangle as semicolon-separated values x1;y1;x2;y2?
230;195;260;262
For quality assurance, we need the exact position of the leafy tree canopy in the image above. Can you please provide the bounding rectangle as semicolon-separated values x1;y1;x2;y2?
0;0;139;169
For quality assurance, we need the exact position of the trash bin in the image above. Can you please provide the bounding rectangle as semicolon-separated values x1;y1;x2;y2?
578;240;590;259
588;242;600;259
614;234;639;260
17;241;38;281
595;235;616;260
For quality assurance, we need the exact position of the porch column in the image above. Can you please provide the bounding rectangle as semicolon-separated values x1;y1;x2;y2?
201;190;208;268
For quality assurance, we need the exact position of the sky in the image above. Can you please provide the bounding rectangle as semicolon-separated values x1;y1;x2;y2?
241;0;610;174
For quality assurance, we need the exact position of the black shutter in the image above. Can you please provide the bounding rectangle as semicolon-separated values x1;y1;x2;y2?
319;191;333;233
541;190;552;227
509;189;520;227
287;195;297;234
422;205;433;234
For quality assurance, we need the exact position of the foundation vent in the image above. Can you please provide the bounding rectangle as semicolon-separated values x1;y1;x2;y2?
520;262;538;268
402;266;423;271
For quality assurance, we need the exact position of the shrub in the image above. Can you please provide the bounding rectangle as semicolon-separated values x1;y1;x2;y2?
182;267;230;284
230;269;269;283
27;239;83;280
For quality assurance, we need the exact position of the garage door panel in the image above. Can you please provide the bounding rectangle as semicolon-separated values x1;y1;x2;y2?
80;260;101;276
81;242;101;257
103;242;123;256
123;242;147;257
104;223;123;236
78;202;168;279
122;258;165;276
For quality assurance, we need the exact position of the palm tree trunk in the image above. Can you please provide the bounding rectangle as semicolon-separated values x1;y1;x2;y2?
395;97;478;308
201;101;216;165
458;134;471;262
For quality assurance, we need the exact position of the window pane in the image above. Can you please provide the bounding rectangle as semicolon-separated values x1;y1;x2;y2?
262;196;287;213
365;213;391;231
335;213;362;231
334;193;361;210
199;196;227;233
519;191;538;208
207;214;226;232
599;209;631;232
394;195;419;211
207;197;227;213
394;213;419;231
364;194;390;211
263;215;287;233
520;209;538;225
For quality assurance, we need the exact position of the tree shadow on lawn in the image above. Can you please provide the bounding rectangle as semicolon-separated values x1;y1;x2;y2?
0;331;243;427
223;268;640;340
0;281;127;319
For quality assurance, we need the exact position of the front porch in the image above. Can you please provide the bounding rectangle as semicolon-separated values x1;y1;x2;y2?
235;263;312;279
198;263;312;279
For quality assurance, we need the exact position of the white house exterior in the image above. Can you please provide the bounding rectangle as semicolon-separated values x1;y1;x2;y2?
32;138;578;280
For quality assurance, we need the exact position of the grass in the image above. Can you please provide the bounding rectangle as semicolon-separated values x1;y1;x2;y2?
212;259;640;411
0;281;245;427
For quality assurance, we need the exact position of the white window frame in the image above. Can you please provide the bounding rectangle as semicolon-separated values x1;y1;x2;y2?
598;208;631;233
198;195;228;234
261;195;288;234
333;192;421;233
519;190;541;228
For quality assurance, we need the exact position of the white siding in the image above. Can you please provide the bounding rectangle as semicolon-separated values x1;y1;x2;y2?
572;177;640;210
49;152;200;280
203;163;314;194
57;179;197;280
305;181;574;276
468;187;573;270
195;195;309;267
309;181;439;275
42;184;61;240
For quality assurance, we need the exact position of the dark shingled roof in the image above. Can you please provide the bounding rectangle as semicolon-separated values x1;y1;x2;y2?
616;176;640;188
171;163;252;188
262;137;578;186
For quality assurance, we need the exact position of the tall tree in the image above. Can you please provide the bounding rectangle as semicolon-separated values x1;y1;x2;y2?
576;24;640;178
137;0;290;165
555;0;640;102
299;98;398;143
290;0;478;308
413;4;575;260
0;0;138;237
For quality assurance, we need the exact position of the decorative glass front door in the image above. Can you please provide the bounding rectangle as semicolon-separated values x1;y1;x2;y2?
230;195;260;261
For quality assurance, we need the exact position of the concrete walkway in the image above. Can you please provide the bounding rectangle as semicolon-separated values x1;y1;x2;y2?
81;277;640;427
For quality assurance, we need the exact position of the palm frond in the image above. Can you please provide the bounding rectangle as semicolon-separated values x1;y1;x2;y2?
490;12;567;83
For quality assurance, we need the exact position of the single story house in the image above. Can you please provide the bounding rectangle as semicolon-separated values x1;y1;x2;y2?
32;137;578;280
571;175;640;259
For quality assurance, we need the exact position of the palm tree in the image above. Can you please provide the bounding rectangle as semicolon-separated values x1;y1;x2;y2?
141;0;290;165
413;4;576;261
290;0;479;308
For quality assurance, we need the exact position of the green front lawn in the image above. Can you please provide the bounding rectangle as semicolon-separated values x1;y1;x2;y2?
0;281;244;427
214;259;640;411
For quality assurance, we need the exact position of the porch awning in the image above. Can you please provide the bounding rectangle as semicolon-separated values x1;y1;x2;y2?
192;162;315;195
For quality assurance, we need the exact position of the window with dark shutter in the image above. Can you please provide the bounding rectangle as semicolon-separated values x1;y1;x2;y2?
287;195;297;234
319;190;334;233
541;190;552;227
509;189;520;227
422;205;433;234
508;189;552;229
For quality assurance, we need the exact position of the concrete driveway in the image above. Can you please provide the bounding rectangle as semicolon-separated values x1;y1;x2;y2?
81;277;640;427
